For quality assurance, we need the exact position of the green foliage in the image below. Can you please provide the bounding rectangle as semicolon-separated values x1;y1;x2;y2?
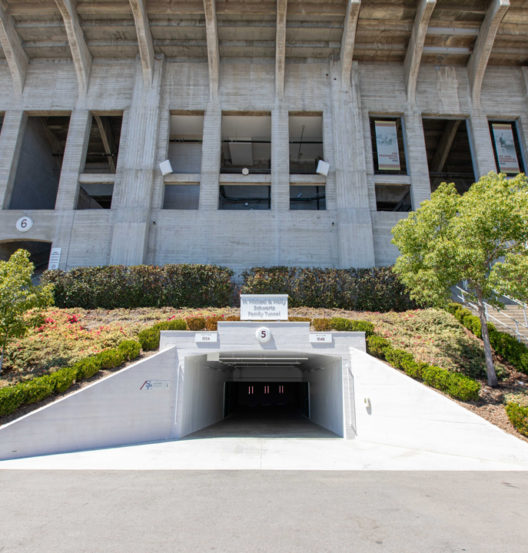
0;384;26;416
241;266;417;312
366;335;391;359
95;349;125;370
74;356;103;381
42;264;234;309
0;249;54;371
384;348;415;370
117;340;141;361
393;173;528;386
505;402;528;437
449;303;528;375
49;367;76;394
20;375;55;405
329;318;374;336
137;328;160;351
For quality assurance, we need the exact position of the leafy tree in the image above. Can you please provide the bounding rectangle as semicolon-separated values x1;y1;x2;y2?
0;249;54;372
392;172;528;387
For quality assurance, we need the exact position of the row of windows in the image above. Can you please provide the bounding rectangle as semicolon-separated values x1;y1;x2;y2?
0;111;525;213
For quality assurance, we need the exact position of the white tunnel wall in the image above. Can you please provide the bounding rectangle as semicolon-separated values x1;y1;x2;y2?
176;355;226;439
307;358;344;437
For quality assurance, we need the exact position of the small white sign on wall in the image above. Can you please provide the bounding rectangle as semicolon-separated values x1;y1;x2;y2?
309;333;332;344
195;332;218;343
15;216;33;233
140;380;170;391
47;248;62;270
240;294;288;321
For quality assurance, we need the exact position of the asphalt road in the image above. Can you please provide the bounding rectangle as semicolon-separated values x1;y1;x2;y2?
1;470;527;553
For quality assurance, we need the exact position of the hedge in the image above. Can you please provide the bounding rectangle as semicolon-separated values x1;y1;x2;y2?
0;339;142;418
241;266;417;312
366;333;481;402
42;264;234;309
138;319;187;351
505;402;528;437
447;303;528;374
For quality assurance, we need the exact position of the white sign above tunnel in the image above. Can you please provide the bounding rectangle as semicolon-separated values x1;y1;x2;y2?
240;294;288;321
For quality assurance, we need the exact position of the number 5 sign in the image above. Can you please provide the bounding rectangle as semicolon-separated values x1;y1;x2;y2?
16;217;33;232
256;327;271;343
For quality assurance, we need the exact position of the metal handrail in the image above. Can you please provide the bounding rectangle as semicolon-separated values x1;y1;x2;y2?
454;285;528;343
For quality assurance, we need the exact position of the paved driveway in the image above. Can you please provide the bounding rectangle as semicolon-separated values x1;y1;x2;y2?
1;470;527;553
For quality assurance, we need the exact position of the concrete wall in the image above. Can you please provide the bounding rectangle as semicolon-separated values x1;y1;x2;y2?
0;59;527;269
175;354;226;439
0;347;177;460
308;357;344;437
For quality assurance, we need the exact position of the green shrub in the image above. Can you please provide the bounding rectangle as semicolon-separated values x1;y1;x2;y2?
118;340;141;361
385;348;415;370
74;356;103;380
241;266;417;312
96;349;125;370
449;303;528;375
366;335;391;359
49;366;76;394
289;317;312;322
505;402;528;437
20;375;55;405
329;318;375;336
402;359;427;380
312;318;332;331
138;328;159;351
446;373;481;402
42;264;234;309
186;317;206;331
422;365;450;391
0;385;26;416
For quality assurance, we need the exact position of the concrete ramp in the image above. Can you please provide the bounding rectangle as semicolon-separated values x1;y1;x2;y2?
0;347;178;460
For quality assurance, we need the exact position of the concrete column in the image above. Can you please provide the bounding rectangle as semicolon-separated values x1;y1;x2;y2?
271;101;289;211
199;102;221;211
109;57;164;265
54;109;91;210
404;108;431;209
468;110;496;177
0;109;26;209
331;61;375;268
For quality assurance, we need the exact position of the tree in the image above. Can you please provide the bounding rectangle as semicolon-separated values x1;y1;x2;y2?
392;172;528;387
0;249;54;373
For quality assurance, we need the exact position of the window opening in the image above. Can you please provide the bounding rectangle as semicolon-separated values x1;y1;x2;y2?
221;113;271;174
289;113;323;175
169;112;204;173
219;184;271;210
370;117;407;175
290;185;325;210
0;241;52;276
422;118;475;194
163;184;200;209
375;184;411;212
489;120;525;175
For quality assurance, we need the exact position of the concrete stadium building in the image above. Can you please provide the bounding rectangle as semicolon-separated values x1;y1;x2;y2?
0;0;527;272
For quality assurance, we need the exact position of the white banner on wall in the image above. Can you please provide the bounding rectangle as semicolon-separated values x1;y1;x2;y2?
375;120;401;171
240;294;288;321
47;248;61;270
491;123;520;174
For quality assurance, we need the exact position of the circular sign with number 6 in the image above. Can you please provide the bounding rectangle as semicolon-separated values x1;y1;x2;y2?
256;327;271;343
16;216;33;233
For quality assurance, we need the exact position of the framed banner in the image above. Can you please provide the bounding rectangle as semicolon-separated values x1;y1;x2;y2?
374;120;401;171
491;122;521;174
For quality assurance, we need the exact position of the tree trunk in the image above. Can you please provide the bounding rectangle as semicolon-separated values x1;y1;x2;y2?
476;295;498;387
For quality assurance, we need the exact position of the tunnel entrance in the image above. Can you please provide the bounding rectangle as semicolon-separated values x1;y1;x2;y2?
224;382;309;417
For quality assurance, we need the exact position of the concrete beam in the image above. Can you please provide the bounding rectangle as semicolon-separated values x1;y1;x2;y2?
404;0;436;104
0;3;28;94
467;0;509;106
94;115;117;173
55;0;92;93
275;0;287;98
431;119;461;173
129;0;154;85
340;0;361;89
203;0;219;99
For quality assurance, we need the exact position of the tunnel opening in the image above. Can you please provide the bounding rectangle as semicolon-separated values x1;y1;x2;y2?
177;351;344;439
0;241;52;276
